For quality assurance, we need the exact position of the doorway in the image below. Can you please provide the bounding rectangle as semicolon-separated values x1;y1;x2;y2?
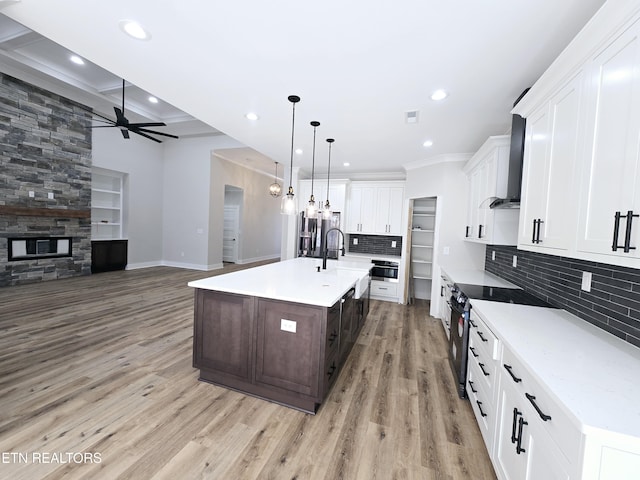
223;185;243;263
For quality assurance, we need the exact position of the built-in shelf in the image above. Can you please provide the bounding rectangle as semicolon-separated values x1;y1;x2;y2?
92;167;125;240
409;197;437;301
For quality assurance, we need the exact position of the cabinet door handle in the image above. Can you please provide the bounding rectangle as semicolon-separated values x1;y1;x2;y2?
536;219;543;244
478;362;490;376
511;407;520;443
476;400;488;418
440;285;444;296
328;330;338;347
503;364;522;383
465;226;471;238
478;224;484;239
516;417;528;454
477;330;488;342
469;319;477;328
468;380;478;394
613;211;623;251
469;346;479;358
624;210;638;253
532;218;537;244
525;393;552;421
327;362;337;379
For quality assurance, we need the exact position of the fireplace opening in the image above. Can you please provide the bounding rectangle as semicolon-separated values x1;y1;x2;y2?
8;237;73;261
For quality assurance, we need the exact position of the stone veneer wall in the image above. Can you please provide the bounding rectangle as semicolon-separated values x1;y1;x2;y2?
0;73;93;287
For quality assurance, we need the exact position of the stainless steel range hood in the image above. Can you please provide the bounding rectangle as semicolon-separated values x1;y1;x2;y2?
490;89;529;209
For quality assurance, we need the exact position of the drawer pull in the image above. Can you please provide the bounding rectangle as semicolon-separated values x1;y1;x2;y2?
511;408;521;443
516;417;528;454
469;319;477;328
328;330;338;347
468;380;478;394
327;363;337;379
476;400;487;418
526;393;552;421
477;331;488;342
503;364;522;383
478;363;490;377
469;346;479;358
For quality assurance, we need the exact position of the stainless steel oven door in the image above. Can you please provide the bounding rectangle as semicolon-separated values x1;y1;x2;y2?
449;301;469;398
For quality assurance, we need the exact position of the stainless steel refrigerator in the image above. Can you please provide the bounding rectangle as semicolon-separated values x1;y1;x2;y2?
298;211;341;258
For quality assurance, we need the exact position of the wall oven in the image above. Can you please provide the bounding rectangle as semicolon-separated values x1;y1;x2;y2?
371;260;399;282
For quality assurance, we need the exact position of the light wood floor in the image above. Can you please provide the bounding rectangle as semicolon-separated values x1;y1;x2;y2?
0;263;496;480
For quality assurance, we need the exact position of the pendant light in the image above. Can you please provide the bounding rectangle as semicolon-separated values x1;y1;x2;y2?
322;138;335;219
269;161;282;197
306;121;320;218
281;95;300;215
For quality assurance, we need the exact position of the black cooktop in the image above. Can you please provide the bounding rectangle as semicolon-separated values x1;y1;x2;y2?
455;283;554;308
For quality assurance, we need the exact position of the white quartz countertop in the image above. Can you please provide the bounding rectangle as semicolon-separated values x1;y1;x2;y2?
188;257;372;307
441;267;518;288
470;299;640;439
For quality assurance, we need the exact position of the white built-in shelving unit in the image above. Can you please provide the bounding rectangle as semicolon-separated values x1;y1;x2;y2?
91;167;125;240
410;197;436;301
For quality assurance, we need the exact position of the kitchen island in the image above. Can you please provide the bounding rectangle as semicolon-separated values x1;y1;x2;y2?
188;257;372;413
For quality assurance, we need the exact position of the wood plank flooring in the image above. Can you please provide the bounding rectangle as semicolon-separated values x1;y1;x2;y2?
0;263;496;479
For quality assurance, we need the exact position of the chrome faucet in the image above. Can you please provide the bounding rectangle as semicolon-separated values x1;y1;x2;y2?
322;227;345;270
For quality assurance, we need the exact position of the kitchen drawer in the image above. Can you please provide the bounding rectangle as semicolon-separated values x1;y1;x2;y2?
468;358;496;451
469;310;499;360
468;334;497;397
501;346;582;464
370;281;398;297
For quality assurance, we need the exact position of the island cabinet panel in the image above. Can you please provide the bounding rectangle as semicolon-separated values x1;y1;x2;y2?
193;290;254;381
255;299;323;398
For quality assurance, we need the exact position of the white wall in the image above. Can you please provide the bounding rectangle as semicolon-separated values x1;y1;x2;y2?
93;130;281;270
212;156;282;265
92;128;164;268
405;158;486;312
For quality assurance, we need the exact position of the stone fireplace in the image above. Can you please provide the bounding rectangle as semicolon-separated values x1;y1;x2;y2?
0;72;92;287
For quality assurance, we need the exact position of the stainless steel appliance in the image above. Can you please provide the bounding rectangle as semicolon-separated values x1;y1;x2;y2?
298;211;341;258
371;259;399;282
448;283;554;399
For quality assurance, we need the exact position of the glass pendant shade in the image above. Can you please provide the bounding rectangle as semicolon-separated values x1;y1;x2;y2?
269;161;282;197
306;196;317;218
281;187;296;215
281;95;300;215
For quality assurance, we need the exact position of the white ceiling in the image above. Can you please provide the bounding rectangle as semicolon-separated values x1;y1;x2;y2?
0;0;607;178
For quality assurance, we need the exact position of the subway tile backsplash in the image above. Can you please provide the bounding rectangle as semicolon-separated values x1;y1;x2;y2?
485;245;640;348
347;234;402;256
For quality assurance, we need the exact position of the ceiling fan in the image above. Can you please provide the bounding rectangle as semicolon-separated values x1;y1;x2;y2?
88;79;179;143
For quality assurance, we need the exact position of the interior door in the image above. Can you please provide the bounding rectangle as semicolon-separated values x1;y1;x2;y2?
223;205;239;263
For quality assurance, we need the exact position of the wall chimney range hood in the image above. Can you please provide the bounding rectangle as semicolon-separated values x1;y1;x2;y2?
490;88;530;209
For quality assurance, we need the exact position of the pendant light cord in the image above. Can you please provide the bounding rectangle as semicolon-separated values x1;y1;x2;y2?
288;99;297;192
326;138;334;206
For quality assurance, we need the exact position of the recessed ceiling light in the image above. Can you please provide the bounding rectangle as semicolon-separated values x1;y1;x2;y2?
119;20;151;40
343;162;350;167
148;96;158;104
69;55;84;65
430;89;448;101
245;112;259;121
423;140;433;147
295;148;303;155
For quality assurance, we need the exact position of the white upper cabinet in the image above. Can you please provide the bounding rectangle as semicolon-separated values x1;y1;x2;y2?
514;1;640;269
346;182;404;235
464;136;519;245
298;180;347;216
518;71;583;253
576;17;640;262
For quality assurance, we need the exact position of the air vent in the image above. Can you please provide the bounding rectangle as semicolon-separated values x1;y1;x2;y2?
405;110;419;124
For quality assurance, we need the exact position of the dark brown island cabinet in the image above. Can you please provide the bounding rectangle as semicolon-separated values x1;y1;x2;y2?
192;286;369;414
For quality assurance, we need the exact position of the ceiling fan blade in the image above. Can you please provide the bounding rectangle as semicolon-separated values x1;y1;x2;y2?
128;128;162;143
121;128;130;139
134;127;179;139
88;125;118;128
127;122;167;128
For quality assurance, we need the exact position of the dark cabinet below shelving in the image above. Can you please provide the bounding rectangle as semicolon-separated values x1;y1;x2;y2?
91;240;127;273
